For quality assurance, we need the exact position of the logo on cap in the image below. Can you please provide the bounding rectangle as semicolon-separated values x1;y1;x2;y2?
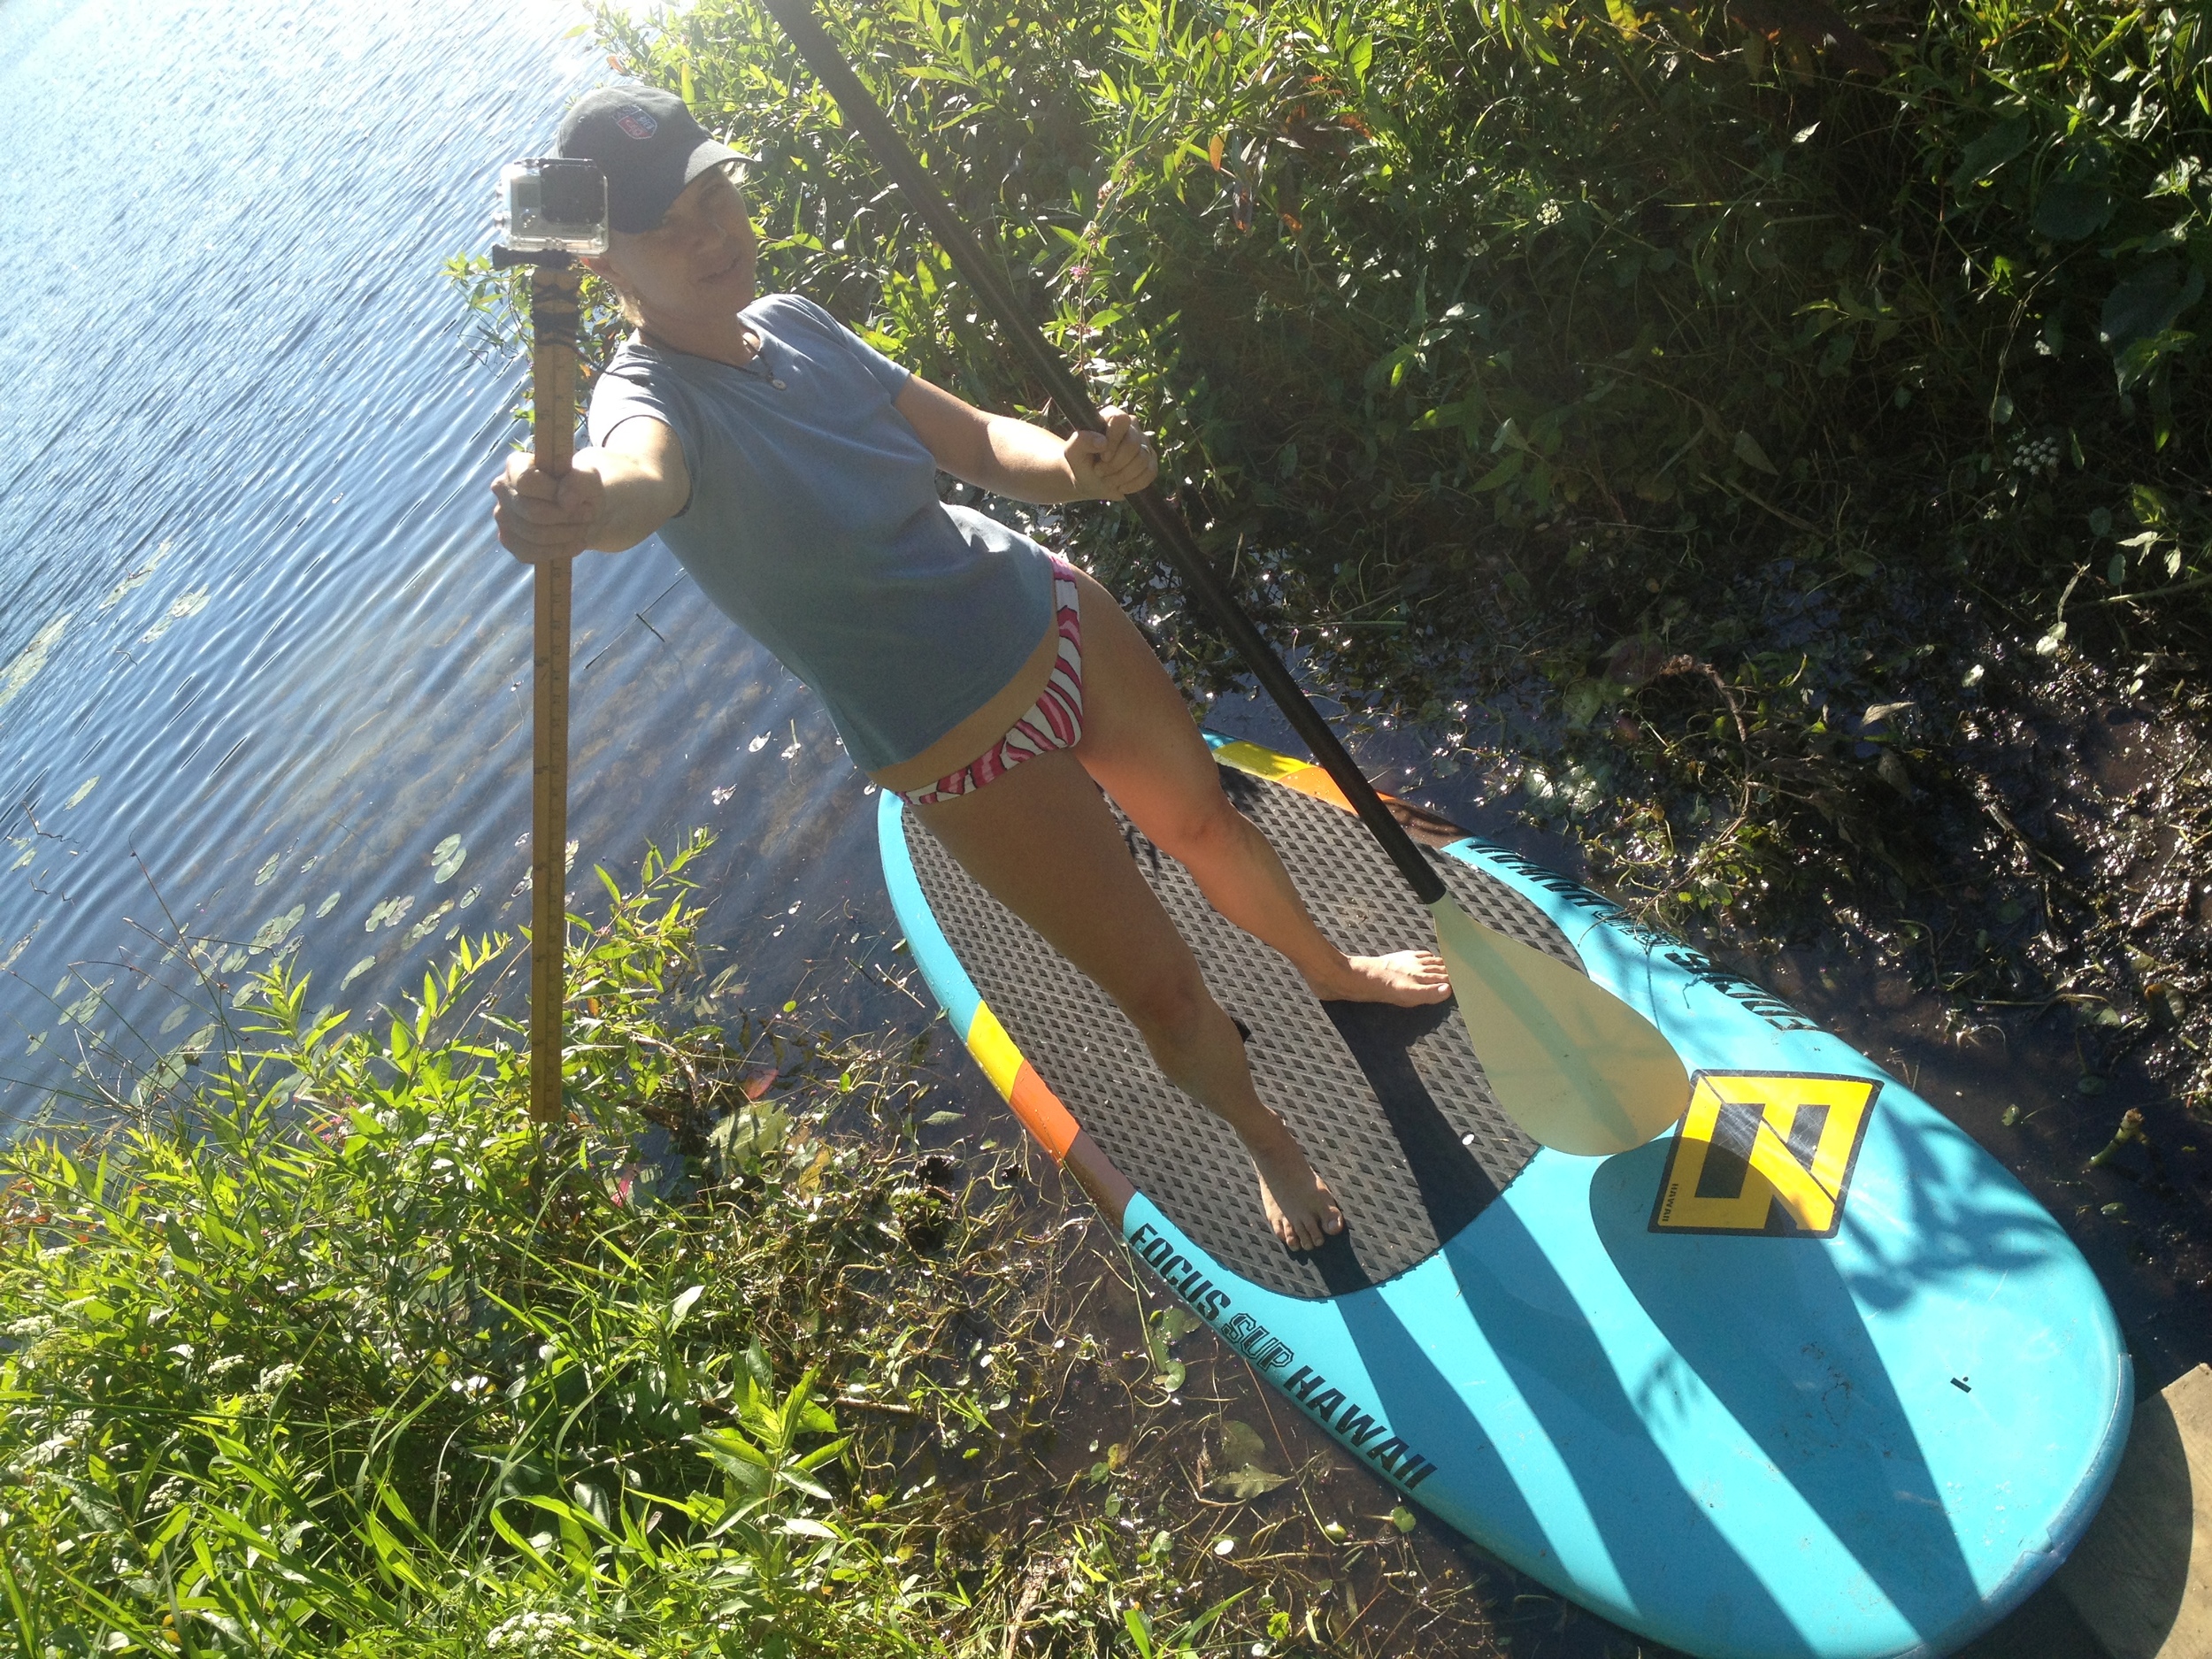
615;106;658;141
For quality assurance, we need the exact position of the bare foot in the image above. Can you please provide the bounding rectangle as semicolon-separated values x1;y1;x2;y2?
1304;949;1452;1007
1240;1111;1344;1250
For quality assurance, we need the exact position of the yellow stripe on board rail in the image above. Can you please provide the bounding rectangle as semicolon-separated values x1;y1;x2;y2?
1215;740;1354;810
965;1001;1082;1159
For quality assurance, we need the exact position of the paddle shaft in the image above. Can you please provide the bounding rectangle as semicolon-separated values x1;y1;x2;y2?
526;262;580;1125
762;0;1447;907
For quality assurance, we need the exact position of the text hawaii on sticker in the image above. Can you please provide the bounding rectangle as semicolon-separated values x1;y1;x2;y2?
1649;1071;1880;1237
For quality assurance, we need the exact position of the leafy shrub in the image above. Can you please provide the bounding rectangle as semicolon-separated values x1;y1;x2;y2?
594;0;2207;699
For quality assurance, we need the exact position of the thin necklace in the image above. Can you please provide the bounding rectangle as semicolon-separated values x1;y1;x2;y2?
730;331;781;384
641;324;785;387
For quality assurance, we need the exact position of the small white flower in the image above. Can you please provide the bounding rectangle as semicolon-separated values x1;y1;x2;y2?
204;1354;249;1380
257;1363;302;1393
485;1609;577;1654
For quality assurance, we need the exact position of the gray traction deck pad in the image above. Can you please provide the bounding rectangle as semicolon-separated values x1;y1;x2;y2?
905;764;1578;1299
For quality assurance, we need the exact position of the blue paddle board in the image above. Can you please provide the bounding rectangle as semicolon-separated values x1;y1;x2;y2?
876;733;2130;1659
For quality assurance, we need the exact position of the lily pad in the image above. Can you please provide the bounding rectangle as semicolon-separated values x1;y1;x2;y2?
0;925;37;971
404;899;457;943
97;541;171;610
250;905;305;952
1155;1306;1203;1343
430;836;466;883
254;855;280;887
63;777;98;809
364;895;414;933
314;891;342;918
140;588;210;643
0;615;69;717
136;1048;189;1102
58;980;111;1025
158;1005;190;1035
339;956;376;991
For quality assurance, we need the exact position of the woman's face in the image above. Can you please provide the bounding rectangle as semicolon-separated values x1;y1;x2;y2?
593;165;756;328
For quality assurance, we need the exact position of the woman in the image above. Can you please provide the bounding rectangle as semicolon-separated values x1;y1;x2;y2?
491;86;1447;1250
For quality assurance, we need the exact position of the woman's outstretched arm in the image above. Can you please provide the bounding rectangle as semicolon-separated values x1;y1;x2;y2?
895;375;1157;505
490;416;691;563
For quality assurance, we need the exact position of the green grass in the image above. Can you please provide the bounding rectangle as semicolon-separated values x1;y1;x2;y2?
1;843;1512;1658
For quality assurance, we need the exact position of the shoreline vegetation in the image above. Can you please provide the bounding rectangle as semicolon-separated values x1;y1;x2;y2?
1;844;1504;1657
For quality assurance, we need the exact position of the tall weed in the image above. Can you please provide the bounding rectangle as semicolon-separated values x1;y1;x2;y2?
0;841;955;1656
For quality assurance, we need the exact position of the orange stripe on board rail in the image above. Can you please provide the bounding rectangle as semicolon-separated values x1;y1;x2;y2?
1275;765;1354;810
965;1002;1081;1159
1010;1062;1080;1160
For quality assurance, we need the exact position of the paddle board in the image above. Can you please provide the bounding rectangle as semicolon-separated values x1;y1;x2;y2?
876;733;2131;1659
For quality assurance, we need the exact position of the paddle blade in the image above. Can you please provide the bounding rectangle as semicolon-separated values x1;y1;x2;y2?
1428;896;1689;1156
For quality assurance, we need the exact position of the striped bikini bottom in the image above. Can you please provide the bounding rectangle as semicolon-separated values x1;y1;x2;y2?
898;556;1084;808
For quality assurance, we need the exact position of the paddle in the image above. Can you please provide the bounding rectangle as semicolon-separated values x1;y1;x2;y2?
758;0;1689;1157
493;160;605;1126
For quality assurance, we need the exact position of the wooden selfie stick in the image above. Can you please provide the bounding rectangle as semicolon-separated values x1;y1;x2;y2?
526;262;580;1125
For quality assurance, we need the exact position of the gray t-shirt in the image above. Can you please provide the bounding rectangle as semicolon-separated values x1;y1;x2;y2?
585;294;1055;772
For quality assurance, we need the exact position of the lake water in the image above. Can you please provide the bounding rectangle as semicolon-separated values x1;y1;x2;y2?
0;0;912;1125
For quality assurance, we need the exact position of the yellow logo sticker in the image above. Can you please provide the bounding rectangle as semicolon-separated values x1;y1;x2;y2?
1649;1071;1880;1237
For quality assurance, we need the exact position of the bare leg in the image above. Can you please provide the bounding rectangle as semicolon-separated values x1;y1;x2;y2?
1065;568;1448;1007
911;750;1342;1249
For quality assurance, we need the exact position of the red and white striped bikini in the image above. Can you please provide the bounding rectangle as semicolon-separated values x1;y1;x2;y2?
898;555;1085;807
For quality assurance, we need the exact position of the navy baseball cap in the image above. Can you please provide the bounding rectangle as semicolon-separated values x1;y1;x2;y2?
554;83;750;234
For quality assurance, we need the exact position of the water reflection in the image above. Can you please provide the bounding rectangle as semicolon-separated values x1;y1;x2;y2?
0;0;919;1126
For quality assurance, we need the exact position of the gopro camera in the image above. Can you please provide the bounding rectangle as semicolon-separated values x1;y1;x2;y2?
493;157;610;257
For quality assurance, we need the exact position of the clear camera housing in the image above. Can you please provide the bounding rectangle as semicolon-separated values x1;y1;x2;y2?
493;158;609;256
